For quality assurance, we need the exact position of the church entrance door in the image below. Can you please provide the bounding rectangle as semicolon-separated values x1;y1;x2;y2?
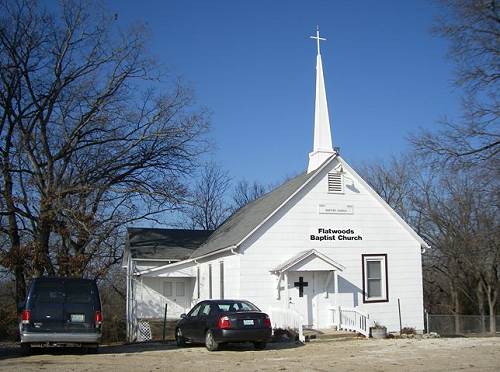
288;271;316;328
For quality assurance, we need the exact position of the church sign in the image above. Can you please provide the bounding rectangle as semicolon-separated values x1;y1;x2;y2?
310;228;363;241
318;204;354;215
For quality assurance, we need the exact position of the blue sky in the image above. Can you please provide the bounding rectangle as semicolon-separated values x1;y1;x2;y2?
109;0;460;186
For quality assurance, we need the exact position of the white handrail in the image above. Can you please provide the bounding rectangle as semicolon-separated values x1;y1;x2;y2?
331;306;372;338
268;307;305;342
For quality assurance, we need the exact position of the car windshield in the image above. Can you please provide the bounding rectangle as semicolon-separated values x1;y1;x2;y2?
215;301;259;312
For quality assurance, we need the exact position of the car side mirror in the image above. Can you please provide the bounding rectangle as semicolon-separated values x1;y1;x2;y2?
17;300;25;313
180;313;187;319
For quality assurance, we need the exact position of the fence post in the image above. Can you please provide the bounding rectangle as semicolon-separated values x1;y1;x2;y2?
397;298;402;333
425;310;429;334
162;303;168;342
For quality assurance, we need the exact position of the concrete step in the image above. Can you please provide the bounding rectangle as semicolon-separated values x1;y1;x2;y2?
303;329;362;342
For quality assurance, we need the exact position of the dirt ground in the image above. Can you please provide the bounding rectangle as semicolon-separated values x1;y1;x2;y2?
0;337;499;372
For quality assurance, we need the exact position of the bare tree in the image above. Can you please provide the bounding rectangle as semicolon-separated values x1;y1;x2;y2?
0;0;209;302
231;179;267;212
410;0;499;169
406;0;500;333
414;169;499;333
358;155;422;225
361;154;499;333
183;161;231;230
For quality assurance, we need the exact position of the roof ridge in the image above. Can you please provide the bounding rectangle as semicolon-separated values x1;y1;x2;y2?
127;227;214;233
190;155;337;259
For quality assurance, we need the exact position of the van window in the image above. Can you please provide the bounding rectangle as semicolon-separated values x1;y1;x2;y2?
65;281;94;304
33;280;95;304
35;281;65;303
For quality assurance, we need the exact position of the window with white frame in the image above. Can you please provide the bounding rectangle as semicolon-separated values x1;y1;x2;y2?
362;254;388;303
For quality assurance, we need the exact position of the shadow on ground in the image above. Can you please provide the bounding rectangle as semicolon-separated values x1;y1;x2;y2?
0;340;303;360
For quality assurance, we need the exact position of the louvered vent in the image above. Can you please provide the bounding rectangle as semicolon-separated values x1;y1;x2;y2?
328;172;343;193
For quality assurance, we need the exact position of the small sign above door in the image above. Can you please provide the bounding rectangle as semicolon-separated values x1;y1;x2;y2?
318;204;354;215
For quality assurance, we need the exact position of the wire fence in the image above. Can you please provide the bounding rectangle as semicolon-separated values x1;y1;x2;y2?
136;318;177;341
426;314;500;336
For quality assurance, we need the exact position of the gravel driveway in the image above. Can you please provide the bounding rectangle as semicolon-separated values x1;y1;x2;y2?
1;337;499;371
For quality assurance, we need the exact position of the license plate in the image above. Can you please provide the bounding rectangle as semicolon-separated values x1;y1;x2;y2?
70;314;85;322
243;319;254;326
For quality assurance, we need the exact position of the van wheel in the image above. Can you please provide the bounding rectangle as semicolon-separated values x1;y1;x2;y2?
205;330;219;351
254;342;266;350
175;328;186;347
87;345;99;354
20;343;31;355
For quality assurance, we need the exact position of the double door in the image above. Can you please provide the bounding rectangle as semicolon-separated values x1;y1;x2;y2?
163;278;188;316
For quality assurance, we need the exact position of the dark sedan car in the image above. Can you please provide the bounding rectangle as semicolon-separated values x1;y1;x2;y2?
175;300;272;351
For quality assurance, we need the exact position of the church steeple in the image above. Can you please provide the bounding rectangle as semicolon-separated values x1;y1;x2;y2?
307;27;335;173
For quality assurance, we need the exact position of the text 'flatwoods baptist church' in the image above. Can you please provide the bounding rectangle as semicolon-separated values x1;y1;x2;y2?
310;228;363;241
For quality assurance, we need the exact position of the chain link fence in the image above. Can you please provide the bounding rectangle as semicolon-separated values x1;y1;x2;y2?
426;314;500;336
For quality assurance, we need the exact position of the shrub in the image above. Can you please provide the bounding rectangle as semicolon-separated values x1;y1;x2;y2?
401;327;416;335
0;281;18;341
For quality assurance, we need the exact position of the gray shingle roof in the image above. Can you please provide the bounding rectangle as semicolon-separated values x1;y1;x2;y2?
127;228;213;260
190;169;320;258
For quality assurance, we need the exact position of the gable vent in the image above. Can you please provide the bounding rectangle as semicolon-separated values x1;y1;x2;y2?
328;172;344;193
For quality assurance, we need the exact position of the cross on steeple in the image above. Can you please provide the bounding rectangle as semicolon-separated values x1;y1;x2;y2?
294;276;309;297
310;26;326;55
307;26;334;173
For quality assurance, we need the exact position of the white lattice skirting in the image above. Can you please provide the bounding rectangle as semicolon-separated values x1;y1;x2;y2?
136;321;152;342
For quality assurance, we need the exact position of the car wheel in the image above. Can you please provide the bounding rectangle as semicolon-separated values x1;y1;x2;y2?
205;330;219;351
20;343;31;355
254;342;266;350
175;328;186;347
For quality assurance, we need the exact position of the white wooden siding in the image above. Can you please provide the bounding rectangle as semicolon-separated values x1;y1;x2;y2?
133;276;195;319
128;156;424;332
238;158;424;332
196;254;241;301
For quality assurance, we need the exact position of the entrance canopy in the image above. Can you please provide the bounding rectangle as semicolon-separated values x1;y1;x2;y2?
270;249;345;274
271;250;344;301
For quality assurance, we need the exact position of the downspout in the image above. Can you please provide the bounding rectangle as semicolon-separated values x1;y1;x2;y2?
126;255;130;342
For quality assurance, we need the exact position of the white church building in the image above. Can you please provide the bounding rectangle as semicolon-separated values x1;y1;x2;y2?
123;29;429;341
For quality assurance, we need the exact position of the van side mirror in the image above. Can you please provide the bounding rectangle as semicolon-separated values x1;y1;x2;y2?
17;300;25;313
180;313;187;319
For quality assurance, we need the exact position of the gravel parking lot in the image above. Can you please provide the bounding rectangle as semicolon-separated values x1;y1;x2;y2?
1;337;499;371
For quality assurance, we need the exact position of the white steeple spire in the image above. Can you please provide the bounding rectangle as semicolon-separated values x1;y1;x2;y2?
307;26;335;173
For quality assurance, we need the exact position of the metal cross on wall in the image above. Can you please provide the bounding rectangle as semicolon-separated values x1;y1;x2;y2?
294;276;309;297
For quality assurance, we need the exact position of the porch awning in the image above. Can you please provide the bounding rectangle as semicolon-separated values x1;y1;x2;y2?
137;262;196;278
270;249;345;273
